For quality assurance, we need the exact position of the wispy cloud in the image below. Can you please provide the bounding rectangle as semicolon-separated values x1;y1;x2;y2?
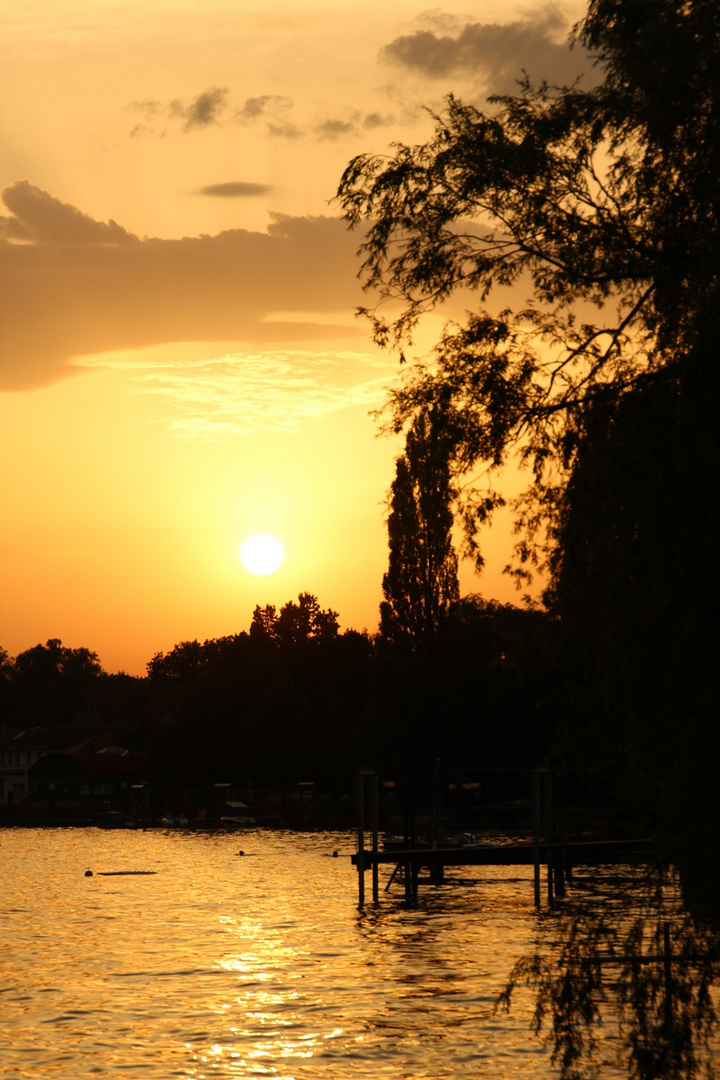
129;87;231;137
312;110;397;140
88;349;391;439
172;86;230;130
128;86;396;142
129;89;300;139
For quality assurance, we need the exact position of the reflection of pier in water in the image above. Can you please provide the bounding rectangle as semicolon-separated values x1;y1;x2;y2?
353;769;657;906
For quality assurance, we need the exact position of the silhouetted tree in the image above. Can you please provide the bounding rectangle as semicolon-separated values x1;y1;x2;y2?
250;593;339;647
0;647;14;720
380;409;459;654
248;604;278;644
439;596;564;768
12;638;102;682
6;638;103;724
144;598;369;793
338;0;720;911
147;639;209;681
337;0;720;578
548;361;720;918
275;593;339;647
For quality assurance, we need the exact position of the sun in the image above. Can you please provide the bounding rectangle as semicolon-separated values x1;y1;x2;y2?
240;533;284;576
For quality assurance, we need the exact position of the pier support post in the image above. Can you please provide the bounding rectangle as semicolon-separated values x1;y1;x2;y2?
370;772;379;904
356;769;379;907
532;770;541;908
430;855;444;885
544;769;554;906
533;767;556;907
356;772;365;907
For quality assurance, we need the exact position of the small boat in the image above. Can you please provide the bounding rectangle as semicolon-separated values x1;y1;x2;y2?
218;814;256;828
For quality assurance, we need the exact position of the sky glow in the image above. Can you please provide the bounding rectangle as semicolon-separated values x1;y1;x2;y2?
0;0;588;673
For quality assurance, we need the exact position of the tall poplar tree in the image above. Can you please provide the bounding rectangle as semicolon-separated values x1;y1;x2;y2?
380;409;459;653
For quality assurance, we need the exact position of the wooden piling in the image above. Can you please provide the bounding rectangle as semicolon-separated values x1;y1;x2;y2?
370;772;379;904
356;771;365;907
543;768;554;906
532;770;541;908
356;769;379;907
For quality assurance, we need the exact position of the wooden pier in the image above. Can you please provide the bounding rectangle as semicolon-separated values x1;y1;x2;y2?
353;769;657;906
352;837;657;905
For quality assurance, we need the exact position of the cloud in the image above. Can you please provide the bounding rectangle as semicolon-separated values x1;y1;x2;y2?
195;181;272;198
381;5;593;92
128;88;394;143
315;116;361;140
234;94;293;122
92;349;390;439
0;183;367;391
363;112;396;130
0;181;136;245
233;94;302;139
313;110;398;141
170;86;230;130
129;89;303;139
129;86;231;137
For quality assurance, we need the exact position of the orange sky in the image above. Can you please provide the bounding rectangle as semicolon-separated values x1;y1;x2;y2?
0;0;589;675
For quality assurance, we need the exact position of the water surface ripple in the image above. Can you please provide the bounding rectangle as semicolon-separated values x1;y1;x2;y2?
3;828;556;1079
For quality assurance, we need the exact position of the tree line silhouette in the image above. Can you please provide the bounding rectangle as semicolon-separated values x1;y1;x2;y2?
0;590;565;801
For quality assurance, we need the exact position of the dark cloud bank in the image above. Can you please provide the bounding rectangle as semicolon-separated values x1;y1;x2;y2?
0;181;365;390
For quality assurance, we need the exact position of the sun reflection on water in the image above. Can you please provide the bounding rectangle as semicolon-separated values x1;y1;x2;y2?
2;827;564;1079
185;899;357;1076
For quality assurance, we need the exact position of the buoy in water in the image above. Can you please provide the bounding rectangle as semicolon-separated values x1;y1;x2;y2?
85;870;93;876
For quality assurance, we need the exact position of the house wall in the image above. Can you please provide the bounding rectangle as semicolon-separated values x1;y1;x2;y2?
0;747;41;803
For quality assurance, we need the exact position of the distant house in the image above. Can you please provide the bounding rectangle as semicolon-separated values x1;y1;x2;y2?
28;746;150;808
0;720;152;807
0;723;107;804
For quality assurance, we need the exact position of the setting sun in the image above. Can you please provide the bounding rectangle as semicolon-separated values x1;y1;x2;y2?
0;0;549;675
240;534;284;576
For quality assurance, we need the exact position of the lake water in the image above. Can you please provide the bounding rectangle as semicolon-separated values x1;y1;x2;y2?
0;827;696;1080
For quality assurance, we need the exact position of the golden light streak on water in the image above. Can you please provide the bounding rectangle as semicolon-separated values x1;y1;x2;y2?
3;826;690;1079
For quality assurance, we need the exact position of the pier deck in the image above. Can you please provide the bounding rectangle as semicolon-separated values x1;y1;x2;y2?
351;837;657;905
352;837;656;870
